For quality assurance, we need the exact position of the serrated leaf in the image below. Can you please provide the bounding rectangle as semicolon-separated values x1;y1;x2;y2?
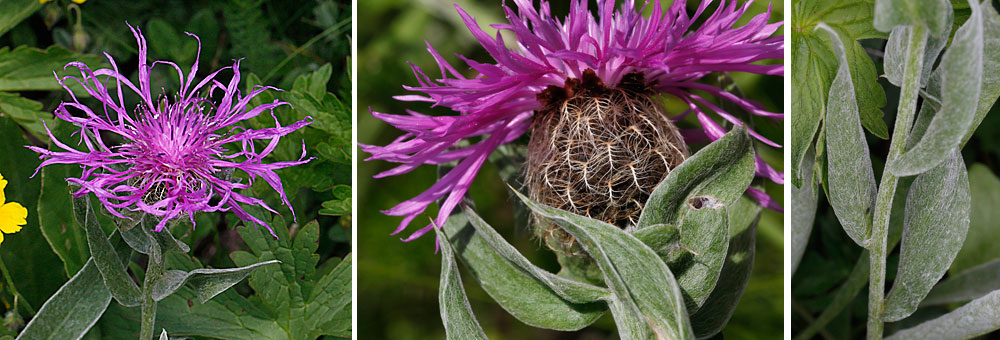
951;164;1000;274
319;185;351;216
691;195;760;339
0;92;57;141
791;145;818;274
885;289;1000;339
790;31;834;186
451;208;607;330
883;152;970;321
923;259;1000;306
890;0;984;176
151;260;279;302
0;0;41;37
76;195;142;307
513;190;694;340
637;126;755;229
435;227;489;340
17;232;131;340
0;45;104;91
293;64;333;100
819;23;878;247
873;0;951;34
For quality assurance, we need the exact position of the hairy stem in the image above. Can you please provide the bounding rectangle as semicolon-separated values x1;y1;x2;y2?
867;24;927;340
139;243;163;340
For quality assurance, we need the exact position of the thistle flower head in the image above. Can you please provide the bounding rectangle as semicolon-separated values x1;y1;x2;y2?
363;0;784;243
28;24;313;237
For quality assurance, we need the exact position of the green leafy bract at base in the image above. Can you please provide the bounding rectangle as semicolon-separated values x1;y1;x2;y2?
435;227;489;340
513;190;694;340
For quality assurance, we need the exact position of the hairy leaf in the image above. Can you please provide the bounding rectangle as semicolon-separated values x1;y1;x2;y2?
151;260;279;302
883;152;970;321
435;227;489;340
952;164;1000;273
819;23;878;247
923;259;1000;306
792;145;818;274
76;195;142;307
886;289;1000;339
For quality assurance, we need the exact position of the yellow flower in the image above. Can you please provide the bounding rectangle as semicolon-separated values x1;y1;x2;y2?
0;173;27;247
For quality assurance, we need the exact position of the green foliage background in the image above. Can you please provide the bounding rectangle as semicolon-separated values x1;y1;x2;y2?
0;0;351;338
358;0;784;338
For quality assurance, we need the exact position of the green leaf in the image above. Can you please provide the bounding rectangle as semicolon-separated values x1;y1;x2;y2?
0;0;41;37
951;164;1000;274
790;31;834;186
319;185;351;216
37;124;89;277
890;0;984;176
452;208;607;330
873;0;952;34
668;201;729;312
435;227;489;340
883;152;970;321
791;145;818;274
17;232;131;340
883;21;951;88
637;126;755;229
513;190;694;340
819;23;877;247
0;45;104;91
292;64;333;101
0;92;56;141
151;260;280;302
961;1;1000;146
885;289;1000;339
923;259;1000;306
690;195;761;339
76;195;142;307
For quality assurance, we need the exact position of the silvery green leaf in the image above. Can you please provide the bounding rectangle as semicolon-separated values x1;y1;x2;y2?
883;20;951;87
120;216;190;255
818;23;878;247
434;227;489;340
885;289;1000;339
443;210;606;331
605;294;654;340
462;207;609;303
922;259;1000;306
17;232;131;340
75;195;142;307
513;190;694;340
792;145;818;275
691;195;760;339
151;260;279;303
961;2;1000;146
873;0;951;34
883;152;970;321
637;126;754;229
952;164;1000;274
668;201;729;312
890;0;983;176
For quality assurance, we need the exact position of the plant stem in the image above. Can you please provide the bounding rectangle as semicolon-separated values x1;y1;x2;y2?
0;257;35;315
867;24;927;340
139;243;163;340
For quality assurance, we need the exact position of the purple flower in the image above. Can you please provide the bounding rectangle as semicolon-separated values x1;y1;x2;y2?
363;0;784;242
28;24;313;237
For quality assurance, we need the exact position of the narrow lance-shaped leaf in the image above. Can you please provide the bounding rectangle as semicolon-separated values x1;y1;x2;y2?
17;231;131;340
434;226;489;340
923;259;1000;306
890;0;984;176
445;208;606;331
883;152;970;321
514;190;694;340
961;1;1000;146
817;23;878;247
691;195;760;339
151;260;280;302
75;194;142;307
886;289;1000;340
792;145;818;274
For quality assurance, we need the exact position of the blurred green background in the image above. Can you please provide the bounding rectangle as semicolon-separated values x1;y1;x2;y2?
358;0;784;338
0;0;351;338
